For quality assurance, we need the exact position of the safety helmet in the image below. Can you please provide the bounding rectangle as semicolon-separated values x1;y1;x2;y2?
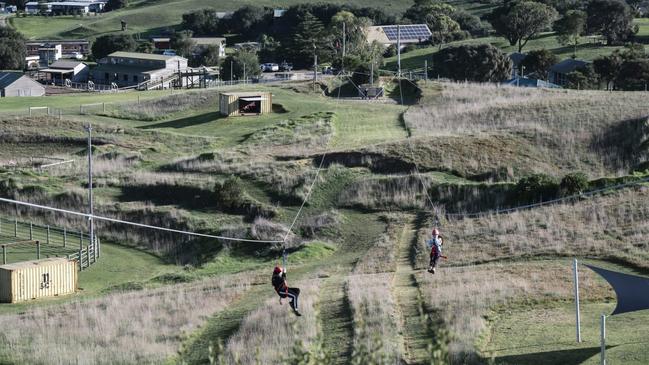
432;228;440;236
273;266;282;274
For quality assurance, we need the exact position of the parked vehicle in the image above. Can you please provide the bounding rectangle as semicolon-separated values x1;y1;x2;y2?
280;61;293;71
261;63;279;72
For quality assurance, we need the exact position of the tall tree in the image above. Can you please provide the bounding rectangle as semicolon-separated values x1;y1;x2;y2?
594;51;623;89
489;1;558;52
181;9;223;36
221;51;260;81
586;0;634;45
91;34;136;60
521;49;558;80
230;5;273;40
192;44;220;67
171;30;196;58
554;10;586;57
427;13;462;49
284;11;332;68
330;11;372;61
0;28;26;70
432;44;513;82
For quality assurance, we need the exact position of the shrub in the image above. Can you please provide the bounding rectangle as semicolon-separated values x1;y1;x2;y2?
432;44;512;82
214;176;244;211
383;44;397;57
514;173;560;203
402;44;417;54
560;172;589;196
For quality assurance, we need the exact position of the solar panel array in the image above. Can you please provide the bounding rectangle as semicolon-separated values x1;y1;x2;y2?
382;24;432;42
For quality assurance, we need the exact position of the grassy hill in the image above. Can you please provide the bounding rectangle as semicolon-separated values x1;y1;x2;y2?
9;0;415;40
1;79;649;364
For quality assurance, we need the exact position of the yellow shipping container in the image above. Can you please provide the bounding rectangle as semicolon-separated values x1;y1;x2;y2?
0;258;77;303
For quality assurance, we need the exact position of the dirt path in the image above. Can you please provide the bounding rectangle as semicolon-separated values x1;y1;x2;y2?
393;222;430;364
318;273;354;364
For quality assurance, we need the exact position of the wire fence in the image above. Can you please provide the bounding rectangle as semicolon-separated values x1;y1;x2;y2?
0;216;98;270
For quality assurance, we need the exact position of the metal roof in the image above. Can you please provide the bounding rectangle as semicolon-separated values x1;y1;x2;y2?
108;51;183;61
550;59;589;74
191;37;226;45
50;60;85;69
0;72;25;89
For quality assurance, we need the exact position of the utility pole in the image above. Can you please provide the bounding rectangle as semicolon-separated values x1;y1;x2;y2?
397;25;401;78
312;44;318;92
424;60;428;84
85;124;95;262
342;21;346;71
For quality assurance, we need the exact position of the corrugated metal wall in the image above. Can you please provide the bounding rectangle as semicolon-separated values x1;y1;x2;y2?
0;259;77;303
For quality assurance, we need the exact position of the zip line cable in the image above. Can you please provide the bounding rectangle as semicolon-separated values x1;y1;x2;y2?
0;197;283;243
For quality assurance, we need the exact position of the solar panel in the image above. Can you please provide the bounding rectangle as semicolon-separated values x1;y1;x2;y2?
382;24;432;42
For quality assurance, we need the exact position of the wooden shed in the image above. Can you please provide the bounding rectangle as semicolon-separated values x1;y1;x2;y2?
0;258;77;303
0;72;45;97
219;91;272;116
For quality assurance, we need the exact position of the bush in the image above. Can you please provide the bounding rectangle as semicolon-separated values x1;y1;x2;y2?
383;44;397;57
402;44;417;54
214;176;244;211
514;173;560;203
560;172;589;195
432;44;512;82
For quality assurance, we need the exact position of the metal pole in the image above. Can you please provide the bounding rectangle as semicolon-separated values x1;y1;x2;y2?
36;241;40;260
313;51;317;92
342;21;346;70
29;222;32;240
600;313;606;365
243;63;246;84
574;258;582;342
2;245;5;265
47;225;50;244
63;227;67;247
14;218;17;237
86;124;95;262
230;60;233;82
370;61;374;86
397;25;401;78
424;60;428;83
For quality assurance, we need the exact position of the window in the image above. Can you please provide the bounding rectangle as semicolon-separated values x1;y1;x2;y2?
123;74;128;81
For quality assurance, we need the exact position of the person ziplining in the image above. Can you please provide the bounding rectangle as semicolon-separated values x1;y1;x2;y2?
272;266;302;316
427;228;448;274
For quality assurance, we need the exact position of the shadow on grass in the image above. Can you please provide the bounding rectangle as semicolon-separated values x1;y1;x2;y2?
495;346;616;365
139;111;225;129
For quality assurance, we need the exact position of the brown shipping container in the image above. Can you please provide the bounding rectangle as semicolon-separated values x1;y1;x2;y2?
0;258;77;303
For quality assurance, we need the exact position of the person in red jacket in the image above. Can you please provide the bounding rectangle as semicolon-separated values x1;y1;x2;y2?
272;266;301;316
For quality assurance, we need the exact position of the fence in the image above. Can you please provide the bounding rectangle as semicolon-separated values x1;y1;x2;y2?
0;216;99;270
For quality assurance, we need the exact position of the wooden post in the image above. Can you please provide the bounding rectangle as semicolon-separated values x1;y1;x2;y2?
102;102;106;112
63;227;67;247
47;225;50;244
79;248;83;270
2;245;5;265
36;241;40;260
29;222;33;240
574;258;581;342
14;218;17;237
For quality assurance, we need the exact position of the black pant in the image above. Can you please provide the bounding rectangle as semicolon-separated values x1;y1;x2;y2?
278;287;300;310
429;253;440;269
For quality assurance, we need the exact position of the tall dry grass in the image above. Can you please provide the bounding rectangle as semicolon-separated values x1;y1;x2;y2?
433;187;649;269
223;280;320;364
346;273;402;364
417;261;612;364
405;82;649;175
0;273;251;365
98;90;219;121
